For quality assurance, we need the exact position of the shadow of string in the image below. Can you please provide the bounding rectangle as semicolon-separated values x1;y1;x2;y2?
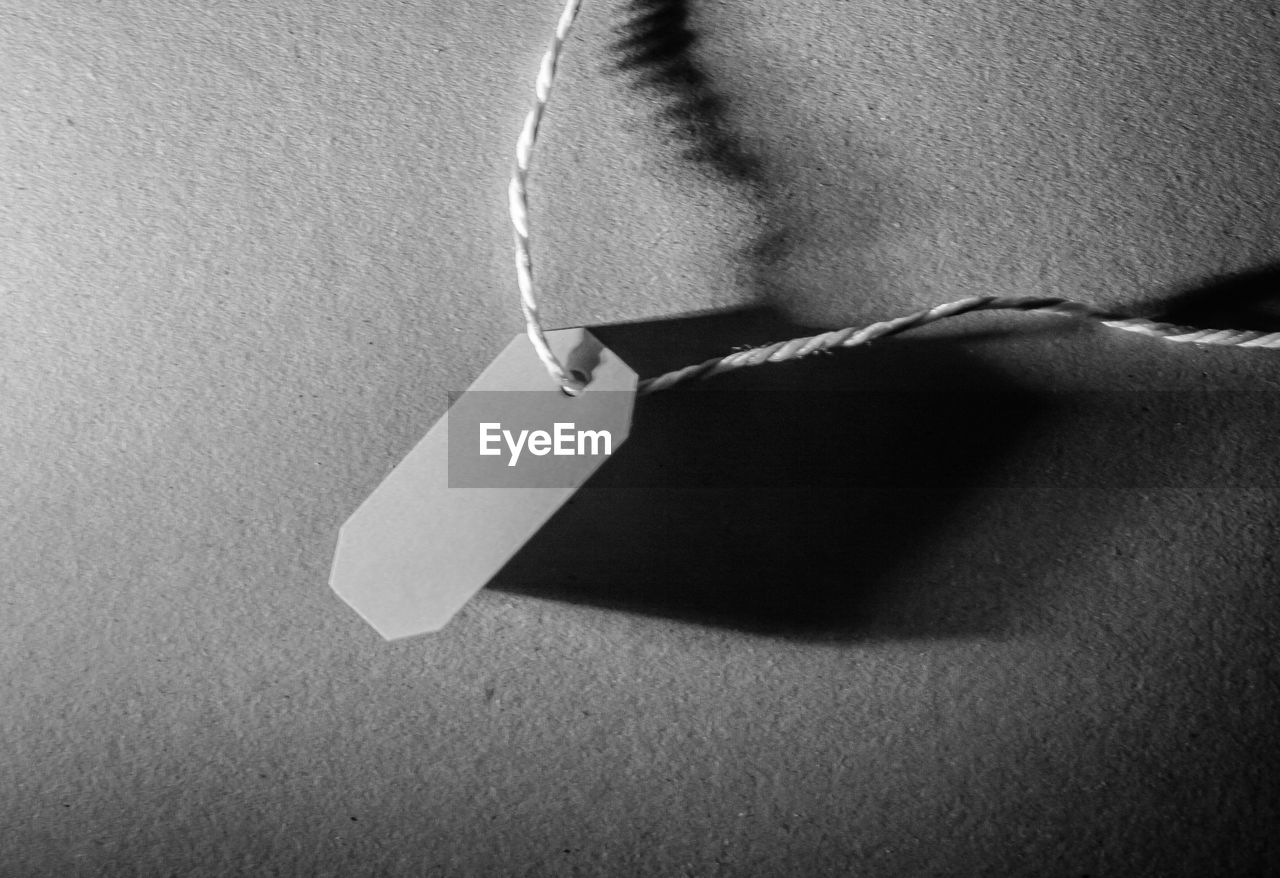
607;0;794;282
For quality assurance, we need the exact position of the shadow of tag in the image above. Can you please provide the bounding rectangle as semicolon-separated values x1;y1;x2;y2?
487;307;1056;640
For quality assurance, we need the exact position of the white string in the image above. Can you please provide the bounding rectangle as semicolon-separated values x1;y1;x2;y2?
512;1;1280;396
510;0;587;394
636;296;1280;394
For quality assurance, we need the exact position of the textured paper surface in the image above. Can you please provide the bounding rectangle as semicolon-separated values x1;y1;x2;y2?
330;329;636;638
3;1;1280;874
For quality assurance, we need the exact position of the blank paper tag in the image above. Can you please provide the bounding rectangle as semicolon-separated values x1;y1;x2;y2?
330;328;637;639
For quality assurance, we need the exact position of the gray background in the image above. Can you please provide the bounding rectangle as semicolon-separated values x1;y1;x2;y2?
3;0;1279;874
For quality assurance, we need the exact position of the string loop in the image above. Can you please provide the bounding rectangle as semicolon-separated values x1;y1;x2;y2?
511;1;1280;396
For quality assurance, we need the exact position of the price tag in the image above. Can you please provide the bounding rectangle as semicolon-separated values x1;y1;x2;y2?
330;328;637;639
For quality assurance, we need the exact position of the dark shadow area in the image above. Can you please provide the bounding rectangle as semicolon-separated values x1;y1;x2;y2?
576;9;1280;639
1134;261;1280;332
488;307;1057;640
488;306;1278;639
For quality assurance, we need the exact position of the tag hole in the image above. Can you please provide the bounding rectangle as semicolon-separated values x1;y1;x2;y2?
560;370;588;397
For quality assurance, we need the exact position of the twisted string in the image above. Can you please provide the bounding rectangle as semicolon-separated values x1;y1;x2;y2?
511;0;587;394
637;297;1280;394
512;1;1280;397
